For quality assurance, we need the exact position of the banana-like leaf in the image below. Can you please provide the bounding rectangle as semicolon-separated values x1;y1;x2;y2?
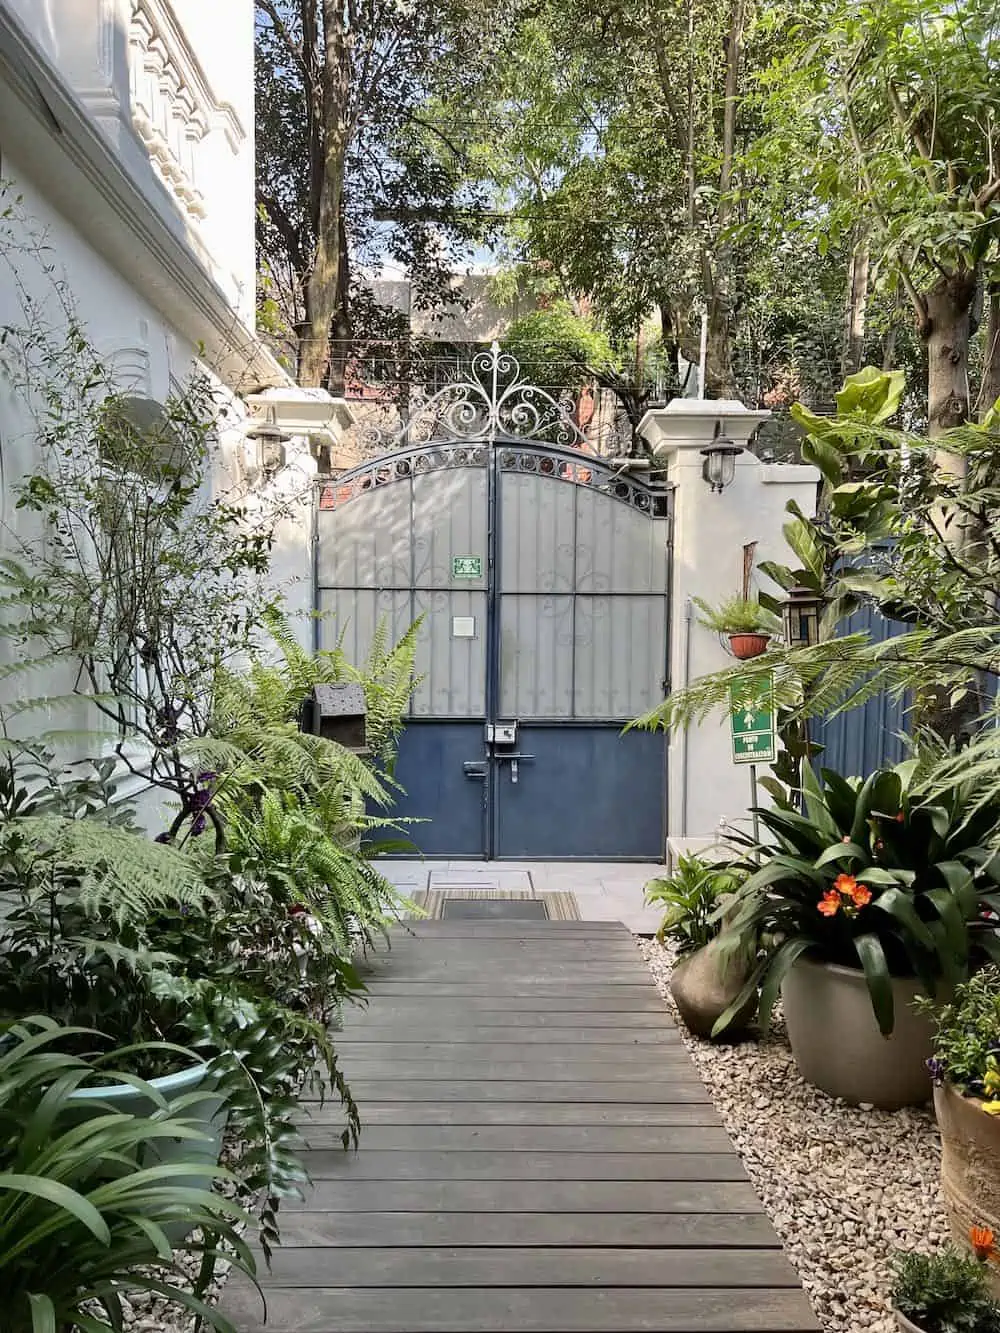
853;932;895;1035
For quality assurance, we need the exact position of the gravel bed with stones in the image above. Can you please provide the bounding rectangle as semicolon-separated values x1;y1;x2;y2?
638;936;948;1333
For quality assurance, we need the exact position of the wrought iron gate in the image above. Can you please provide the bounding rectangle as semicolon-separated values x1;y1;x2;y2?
314;345;672;860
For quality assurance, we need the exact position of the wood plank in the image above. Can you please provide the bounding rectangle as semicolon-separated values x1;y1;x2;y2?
300;1150;747;1182
279;1179;763;1214
258;1246;801;1289
298;1102;723;1127
337;1057;698;1081
396;922;635;935
334;1027;681;1045
272;1210;783;1249
336;1042;681;1061
308;1080;712;1104
299;1124;733;1152
221;1282;819;1331
359;983;659;995
338;994;668;1013
336;1008;672;1028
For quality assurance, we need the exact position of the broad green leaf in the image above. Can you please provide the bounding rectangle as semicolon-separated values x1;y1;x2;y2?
853;932;895;1035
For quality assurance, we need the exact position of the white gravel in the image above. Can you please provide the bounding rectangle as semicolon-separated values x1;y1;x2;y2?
638;936;949;1333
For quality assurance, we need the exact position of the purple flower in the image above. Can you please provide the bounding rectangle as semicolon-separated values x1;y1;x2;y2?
191;813;207;836
191;788;212;812
927;1057;947;1085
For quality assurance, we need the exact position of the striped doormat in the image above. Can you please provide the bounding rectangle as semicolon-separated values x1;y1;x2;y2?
410;888;581;921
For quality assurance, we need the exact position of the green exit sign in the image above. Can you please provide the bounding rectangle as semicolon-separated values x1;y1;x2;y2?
452;555;482;580
729;672;777;765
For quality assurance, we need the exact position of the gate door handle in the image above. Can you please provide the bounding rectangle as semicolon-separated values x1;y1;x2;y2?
463;761;488;781
496;754;535;785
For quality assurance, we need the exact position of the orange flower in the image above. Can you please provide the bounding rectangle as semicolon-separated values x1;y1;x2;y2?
895;811;905;822
833;873;858;898
849;883;872;908
818;890;841;917
971;1226;995;1262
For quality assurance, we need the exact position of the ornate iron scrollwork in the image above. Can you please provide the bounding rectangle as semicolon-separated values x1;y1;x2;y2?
319;343;669;518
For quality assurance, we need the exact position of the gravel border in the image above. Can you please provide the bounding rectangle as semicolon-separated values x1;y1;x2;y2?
638;937;949;1333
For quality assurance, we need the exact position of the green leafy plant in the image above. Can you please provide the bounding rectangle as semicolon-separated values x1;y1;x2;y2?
645;855;746;953
892;1247;1000;1333
921;968;1000;1107
0;1015;256;1333
692;596;781;637
714;760;1000;1036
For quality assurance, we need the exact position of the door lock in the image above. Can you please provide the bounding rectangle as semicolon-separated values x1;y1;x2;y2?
463;761;488;781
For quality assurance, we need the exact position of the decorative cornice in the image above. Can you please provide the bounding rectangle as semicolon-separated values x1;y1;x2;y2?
0;6;288;394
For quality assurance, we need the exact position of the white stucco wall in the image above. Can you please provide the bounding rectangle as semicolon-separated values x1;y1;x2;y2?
640;400;821;853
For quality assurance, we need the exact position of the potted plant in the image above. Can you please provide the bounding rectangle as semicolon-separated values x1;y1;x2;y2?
891;1239;1000;1332
0;1015;256;1333
693;595;781;659
645;854;756;1038
714;760;1000;1108
924;970;1000;1278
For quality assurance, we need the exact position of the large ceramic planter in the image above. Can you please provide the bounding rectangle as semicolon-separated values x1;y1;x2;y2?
934;1080;1000;1287
72;1060;227;1188
782;958;935;1109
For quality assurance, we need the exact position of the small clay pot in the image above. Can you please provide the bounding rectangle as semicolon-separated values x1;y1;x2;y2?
729;632;770;660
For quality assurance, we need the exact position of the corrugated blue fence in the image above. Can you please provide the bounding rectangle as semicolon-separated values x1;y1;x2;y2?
814;604;910;778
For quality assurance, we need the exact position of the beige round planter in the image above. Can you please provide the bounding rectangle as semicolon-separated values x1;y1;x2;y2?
669;938;756;1040
781;957;935;1109
934;1081;1000;1289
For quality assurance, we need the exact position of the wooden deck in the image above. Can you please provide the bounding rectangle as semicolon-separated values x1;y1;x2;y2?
221;920;817;1332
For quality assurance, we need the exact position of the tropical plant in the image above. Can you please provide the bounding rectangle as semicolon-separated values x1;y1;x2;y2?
0;1015;256;1333
714;760;1000;1036
692;596;781;637
921;969;1000;1110
892;1244;1000;1333
645;854;746;953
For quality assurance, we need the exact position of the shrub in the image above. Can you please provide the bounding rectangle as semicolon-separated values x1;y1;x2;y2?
921;968;1000;1108
892;1247;1000;1333
645;854;745;953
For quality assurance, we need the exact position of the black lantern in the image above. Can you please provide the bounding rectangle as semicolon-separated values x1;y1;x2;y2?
782;586;823;648
700;423;743;493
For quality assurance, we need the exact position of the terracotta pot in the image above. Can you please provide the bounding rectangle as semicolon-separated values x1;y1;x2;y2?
934;1081;1000;1289
781;957;935;1109
729;632;770;660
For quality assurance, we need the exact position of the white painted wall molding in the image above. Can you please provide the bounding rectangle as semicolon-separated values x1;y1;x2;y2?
0;7;285;394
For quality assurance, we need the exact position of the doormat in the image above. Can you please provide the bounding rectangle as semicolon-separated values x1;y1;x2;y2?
410;888;581;921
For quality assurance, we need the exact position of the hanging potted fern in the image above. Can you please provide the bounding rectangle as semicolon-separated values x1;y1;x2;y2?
693;595;781;659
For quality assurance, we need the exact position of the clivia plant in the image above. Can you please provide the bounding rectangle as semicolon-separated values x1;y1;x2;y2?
713;759;1000;1036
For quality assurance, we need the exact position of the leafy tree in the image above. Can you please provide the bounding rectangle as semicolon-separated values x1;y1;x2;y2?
500;302;615;392
757;0;1000;444
255;0;498;390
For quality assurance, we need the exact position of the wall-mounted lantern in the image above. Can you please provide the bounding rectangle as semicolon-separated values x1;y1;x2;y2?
700;421;743;493
245;405;291;477
782;586;824;648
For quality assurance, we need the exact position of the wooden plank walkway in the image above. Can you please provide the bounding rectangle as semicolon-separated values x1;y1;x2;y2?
222;920;817;1332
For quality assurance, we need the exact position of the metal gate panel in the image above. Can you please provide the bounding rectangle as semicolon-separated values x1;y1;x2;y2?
315;344;672;860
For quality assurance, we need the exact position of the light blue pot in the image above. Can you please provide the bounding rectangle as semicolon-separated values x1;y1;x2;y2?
71;1061;228;1211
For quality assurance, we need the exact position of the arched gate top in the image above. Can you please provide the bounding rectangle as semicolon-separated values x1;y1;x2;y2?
319;343;670;519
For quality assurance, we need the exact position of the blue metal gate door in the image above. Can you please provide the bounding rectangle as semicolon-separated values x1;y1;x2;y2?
493;447;670;859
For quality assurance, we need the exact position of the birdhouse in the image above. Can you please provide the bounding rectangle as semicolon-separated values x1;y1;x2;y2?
300;683;368;752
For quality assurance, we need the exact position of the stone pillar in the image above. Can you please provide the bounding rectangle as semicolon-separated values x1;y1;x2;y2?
244;389;355;653
638;399;821;861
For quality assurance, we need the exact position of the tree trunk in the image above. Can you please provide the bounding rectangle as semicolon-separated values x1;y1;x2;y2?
327;199;351;396
917;266;980;743
299;0;350;389
923;268;976;447
979;286;1000;422
840;236;869;380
